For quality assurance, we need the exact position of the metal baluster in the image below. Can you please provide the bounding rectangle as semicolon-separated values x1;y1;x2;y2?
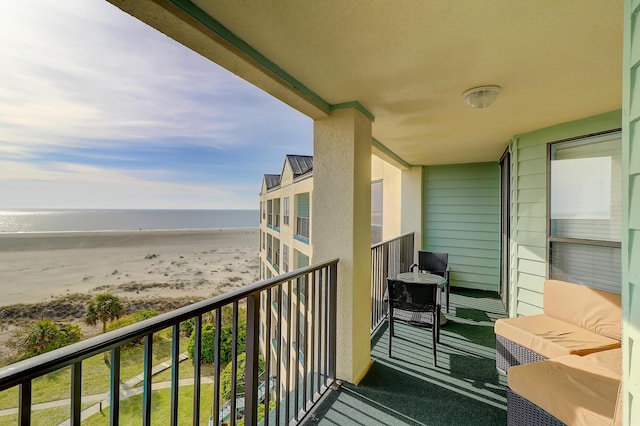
244;291;260;426
19;380;31;425
275;286;282;426
193;315;202;425
70;362;81;425
230;301;238;426
142;334;153;426
285;280;292;424
213;307;222;426
328;263;338;382
110;347;121;426
170;324;180;426
264;289;272;426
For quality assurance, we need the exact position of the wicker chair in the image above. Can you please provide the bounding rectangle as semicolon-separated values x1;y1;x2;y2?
410;251;451;313
387;278;441;367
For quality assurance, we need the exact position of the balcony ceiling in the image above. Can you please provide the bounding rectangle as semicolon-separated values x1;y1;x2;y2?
113;0;623;166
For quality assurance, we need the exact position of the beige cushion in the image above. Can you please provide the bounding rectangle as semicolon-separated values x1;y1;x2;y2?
495;315;621;358
509;351;621;426
543;280;622;340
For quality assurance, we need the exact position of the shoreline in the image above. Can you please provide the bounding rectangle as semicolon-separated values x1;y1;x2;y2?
0;228;260;307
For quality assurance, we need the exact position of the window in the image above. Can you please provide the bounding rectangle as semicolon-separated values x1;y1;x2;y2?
283;197;290;226
548;131;622;293
282;244;289;273
371;179;383;244
295;193;310;240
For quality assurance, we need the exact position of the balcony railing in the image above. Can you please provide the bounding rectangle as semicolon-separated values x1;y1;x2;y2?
370;232;415;332
295;217;310;241
0;260;338;425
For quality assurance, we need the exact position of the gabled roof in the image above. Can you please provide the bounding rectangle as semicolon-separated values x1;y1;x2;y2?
264;174;281;190
286;155;313;177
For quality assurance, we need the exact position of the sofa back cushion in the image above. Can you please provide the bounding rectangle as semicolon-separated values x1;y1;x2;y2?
544;280;621;340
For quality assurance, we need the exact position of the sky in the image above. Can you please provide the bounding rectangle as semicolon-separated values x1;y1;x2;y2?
0;0;313;210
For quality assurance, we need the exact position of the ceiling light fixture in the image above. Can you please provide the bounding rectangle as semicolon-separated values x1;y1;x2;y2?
462;85;501;109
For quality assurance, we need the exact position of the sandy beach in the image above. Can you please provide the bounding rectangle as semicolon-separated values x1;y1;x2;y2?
0;228;259;307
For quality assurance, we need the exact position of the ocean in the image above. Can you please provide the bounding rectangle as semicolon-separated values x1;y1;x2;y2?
0;209;259;233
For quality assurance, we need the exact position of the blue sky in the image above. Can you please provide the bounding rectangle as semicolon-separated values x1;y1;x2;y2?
0;0;313;209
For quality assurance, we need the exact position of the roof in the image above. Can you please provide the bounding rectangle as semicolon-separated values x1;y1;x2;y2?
263;174;281;190
286;155;313;177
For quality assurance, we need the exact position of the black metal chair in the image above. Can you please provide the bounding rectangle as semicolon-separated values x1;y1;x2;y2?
386;278;441;367
410;251;451;313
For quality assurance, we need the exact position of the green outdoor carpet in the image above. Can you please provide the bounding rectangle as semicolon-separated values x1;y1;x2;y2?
302;289;508;426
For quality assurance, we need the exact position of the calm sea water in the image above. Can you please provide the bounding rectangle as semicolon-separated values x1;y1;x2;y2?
0;209;259;233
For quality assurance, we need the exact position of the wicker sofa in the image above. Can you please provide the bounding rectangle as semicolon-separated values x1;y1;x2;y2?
494;279;622;425
507;348;622;425
494;279;621;372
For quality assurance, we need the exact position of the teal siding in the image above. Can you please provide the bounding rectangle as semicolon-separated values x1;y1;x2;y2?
510;110;622;317
423;162;500;292
623;2;640;422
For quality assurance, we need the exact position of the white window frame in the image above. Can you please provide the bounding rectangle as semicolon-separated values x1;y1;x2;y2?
547;130;622;293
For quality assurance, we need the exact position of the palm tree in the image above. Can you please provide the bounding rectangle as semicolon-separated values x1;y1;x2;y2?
85;293;124;334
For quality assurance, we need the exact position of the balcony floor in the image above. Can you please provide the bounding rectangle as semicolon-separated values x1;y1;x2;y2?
302;288;508;425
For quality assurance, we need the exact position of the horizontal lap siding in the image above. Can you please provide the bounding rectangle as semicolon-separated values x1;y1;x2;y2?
509;110;622;317
623;4;640;423
423;163;500;292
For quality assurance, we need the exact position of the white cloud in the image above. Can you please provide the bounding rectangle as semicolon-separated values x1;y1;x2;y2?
0;159;256;209
0;0;263;152
0;0;312;209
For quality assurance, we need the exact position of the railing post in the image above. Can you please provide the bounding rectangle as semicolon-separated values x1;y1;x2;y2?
328;263;337;381
193;315;202;426
170;325;179;426
71;362;82;425
244;291;260;426
19;381;31;425
110;347;121;426
142;334;153;426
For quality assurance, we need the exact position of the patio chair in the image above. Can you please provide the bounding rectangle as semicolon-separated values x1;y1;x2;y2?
387;278;441;367
411;251;451;313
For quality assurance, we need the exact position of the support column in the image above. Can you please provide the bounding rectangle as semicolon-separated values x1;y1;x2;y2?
313;108;372;384
401;166;424;258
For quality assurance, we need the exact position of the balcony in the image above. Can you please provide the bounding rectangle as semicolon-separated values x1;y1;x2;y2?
301;288;507;425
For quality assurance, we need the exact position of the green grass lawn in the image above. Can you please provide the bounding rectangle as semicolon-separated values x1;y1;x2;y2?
83;384;215;426
0;403;94;426
0;328;187;411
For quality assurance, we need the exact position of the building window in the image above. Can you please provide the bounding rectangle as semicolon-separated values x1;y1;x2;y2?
548;131;622;293
283;244;289;273
295;193;310;241
371;179;383;244
283;197;290;226
262;231;266;250
262;201;266;220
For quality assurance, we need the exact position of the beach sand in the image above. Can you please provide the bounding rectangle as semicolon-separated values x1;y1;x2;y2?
0;228;260;307
0;227;259;366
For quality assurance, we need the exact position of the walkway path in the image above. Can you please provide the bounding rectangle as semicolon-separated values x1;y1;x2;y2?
0;352;217;424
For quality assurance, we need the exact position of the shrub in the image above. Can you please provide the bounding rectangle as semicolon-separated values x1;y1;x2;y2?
19;320;83;359
106;310;158;346
187;320;246;364
220;353;266;399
